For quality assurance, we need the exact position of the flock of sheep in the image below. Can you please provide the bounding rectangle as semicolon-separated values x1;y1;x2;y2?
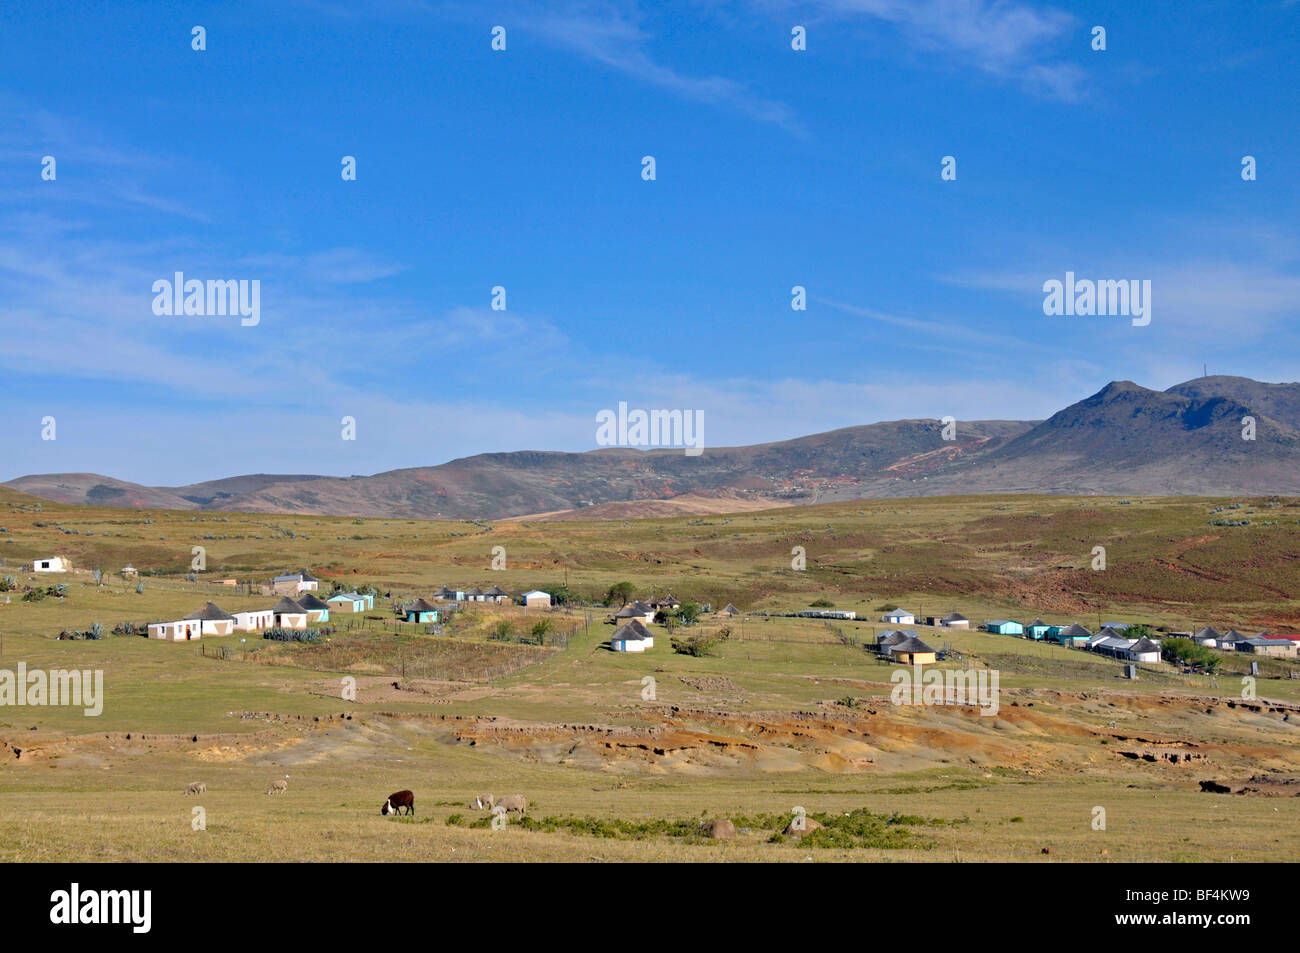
184;775;288;796
182;779;527;820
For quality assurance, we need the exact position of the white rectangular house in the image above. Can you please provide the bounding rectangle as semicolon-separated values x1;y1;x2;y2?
33;556;71;573
183;602;236;636
148;619;203;641
522;590;552;609
232;609;275;632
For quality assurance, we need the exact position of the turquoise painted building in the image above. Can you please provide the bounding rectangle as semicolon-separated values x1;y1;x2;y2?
1050;623;1094;646
1025;618;1051;639
404;598;439;623
328;591;375;612
985;620;1024;635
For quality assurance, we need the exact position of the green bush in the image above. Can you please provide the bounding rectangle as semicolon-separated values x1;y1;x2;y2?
1162;637;1221;672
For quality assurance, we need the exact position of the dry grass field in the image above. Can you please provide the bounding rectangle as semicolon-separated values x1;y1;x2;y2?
1;486;1299;862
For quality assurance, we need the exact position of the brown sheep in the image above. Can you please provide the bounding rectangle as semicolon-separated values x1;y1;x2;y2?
185;781;206;795
382;790;415;815
267;776;289;795
470;793;495;811
497;794;527;817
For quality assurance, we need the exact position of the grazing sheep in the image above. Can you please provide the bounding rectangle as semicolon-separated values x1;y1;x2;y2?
470;793;495;811
702;818;735;839
497;794;527;817
382;790;415;816
267;776;289;795
185;781;206;795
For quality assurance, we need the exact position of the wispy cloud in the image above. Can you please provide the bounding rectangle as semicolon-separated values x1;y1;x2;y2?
756;0;1086;100
947;259;1300;340
242;248;406;285
0;96;213;222
523;2;804;132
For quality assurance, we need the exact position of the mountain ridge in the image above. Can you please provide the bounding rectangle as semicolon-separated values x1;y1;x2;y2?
9;377;1300;520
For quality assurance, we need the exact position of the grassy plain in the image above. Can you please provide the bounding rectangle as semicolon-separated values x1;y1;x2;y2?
1;487;1298;862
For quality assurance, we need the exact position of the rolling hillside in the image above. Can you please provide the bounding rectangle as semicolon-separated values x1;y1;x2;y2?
8;376;1300;520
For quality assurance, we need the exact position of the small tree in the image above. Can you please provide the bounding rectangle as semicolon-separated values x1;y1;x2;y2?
544;585;574;606
531;618;554;644
670;629;727;657
606;582;636;606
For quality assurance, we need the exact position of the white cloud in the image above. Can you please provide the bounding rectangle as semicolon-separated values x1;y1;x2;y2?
755;0;1086;100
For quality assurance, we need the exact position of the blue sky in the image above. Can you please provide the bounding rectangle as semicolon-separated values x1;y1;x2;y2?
2;0;1298;484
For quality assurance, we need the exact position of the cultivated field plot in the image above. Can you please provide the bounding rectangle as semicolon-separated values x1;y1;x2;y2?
1;488;1298;861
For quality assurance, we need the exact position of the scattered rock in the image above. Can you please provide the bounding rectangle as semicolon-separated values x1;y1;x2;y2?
784;817;823;837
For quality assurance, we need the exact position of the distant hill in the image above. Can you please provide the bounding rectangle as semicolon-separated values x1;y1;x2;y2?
1165;375;1300;428
8;377;1300;519
886;379;1300;498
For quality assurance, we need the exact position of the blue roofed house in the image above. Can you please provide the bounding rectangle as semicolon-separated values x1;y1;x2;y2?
328;591;372;613
272;570;319;596
985;620;1024;635
1088;627;1135;658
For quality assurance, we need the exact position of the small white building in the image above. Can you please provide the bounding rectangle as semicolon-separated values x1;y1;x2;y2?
33;556;70;573
522;590;552;609
614;601;656;624
611;620;654;652
271;597;309;629
1126;637;1162;664
881;609;915;625
1191;626;1222;647
272;571;319;595
148;619;202;641
232;608;275;632
183;602;236;636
